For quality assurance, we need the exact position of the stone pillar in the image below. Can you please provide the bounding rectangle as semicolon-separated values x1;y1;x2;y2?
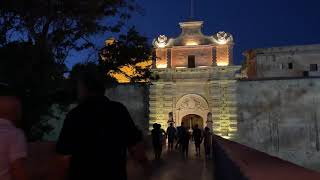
152;49;157;69
228;44;234;66
167;48;172;68
212;47;217;66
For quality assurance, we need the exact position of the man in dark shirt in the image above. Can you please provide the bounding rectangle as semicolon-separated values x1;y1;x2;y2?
55;72;150;180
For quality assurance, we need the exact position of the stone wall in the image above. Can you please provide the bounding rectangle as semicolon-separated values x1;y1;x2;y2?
171;46;212;68
245;44;320;78
236;78;320;171
105;84;149;135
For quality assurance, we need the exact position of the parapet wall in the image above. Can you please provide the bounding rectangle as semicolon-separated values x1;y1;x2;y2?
236;78;320;170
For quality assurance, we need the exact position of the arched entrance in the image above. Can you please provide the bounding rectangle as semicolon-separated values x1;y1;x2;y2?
175;94;212;129
181;114;204;129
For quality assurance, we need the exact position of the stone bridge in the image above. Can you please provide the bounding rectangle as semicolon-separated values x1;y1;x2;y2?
27;136;320;180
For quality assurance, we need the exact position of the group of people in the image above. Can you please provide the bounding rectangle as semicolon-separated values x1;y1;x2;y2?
0;72;151;180
151;121;213;160
0;70;214;180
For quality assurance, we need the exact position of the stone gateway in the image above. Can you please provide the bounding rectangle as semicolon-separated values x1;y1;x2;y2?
149;20;240;139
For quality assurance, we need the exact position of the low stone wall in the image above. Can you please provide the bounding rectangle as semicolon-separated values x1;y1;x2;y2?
213;135;320;180
236;78;320;171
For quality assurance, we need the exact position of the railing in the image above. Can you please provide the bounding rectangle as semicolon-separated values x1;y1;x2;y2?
212;135;320;180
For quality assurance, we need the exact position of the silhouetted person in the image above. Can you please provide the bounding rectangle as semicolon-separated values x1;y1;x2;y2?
175;122;184;150
180;122;190;158
166;123;176;151
151;123;165;160
151;123;161;159
0;85;28;180
193;124;202;156
203;127;212;159
55;72;150;180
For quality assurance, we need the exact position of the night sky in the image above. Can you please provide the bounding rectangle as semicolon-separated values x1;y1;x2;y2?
67;0;320;68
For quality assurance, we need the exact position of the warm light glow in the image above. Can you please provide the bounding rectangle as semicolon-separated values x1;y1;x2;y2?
197;66;208;68
156;64;167;68
221;136;231;140
176;67;187;69
217;62;229;66
216;45;229;66
186;41;198;46
109;60;152;83
105;38;116;46
156;49;167;69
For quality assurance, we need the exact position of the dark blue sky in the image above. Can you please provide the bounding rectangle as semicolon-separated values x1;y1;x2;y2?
67;0;320;68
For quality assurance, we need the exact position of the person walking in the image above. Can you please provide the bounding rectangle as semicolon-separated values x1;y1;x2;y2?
151;123;162;160
203;127;212;159
175;122;184;150
193;124;202;156
0;84;28;180
55;72;150;180
166;123;176;151
180;122;190;158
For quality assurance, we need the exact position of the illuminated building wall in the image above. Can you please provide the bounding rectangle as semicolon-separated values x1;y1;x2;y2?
156;48;167;68
171;46;212;68
216;45;230;66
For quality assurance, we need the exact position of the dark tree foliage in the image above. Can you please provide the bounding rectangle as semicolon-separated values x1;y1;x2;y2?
99;27;152;83
0;0;136;62
0;0;138;140
0;42;67;140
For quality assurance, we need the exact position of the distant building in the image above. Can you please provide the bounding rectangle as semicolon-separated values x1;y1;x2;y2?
243;44;320;79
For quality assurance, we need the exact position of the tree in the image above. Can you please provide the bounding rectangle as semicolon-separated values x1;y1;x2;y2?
0;0;138;140
0;0;137;62
0;42;67;140
99;27;152;83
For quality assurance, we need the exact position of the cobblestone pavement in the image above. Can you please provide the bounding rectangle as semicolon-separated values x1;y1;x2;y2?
127;143;214;180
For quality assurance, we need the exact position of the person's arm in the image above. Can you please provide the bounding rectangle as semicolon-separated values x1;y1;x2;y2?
10;158;28;180
9;130;28;180
119;103;151;177
54;112;75;180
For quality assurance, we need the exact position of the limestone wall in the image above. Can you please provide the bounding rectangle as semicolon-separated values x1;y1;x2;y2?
248;44;320;78
171;46;212;68
236;78;320;171
105;84;149;134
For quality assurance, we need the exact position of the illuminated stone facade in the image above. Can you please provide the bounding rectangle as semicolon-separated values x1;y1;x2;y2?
150;21;240;139
243;44;320;79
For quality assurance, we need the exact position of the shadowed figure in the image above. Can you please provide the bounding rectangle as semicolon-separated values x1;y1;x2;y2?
166;123;176;151
55;71;150;180
179;122;191;158
193;124;203;156
203;127;212;159
151;123;166;160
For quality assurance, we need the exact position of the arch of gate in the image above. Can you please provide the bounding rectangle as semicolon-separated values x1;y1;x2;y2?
175;94;210;128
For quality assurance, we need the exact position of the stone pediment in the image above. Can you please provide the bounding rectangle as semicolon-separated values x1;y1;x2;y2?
153;21;234;48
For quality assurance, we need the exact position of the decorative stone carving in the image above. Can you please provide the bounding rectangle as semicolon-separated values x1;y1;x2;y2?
153;35;168;48
177;94;208;111
213;31;233;45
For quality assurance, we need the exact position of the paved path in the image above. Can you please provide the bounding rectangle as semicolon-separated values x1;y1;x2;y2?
127;143;214;180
